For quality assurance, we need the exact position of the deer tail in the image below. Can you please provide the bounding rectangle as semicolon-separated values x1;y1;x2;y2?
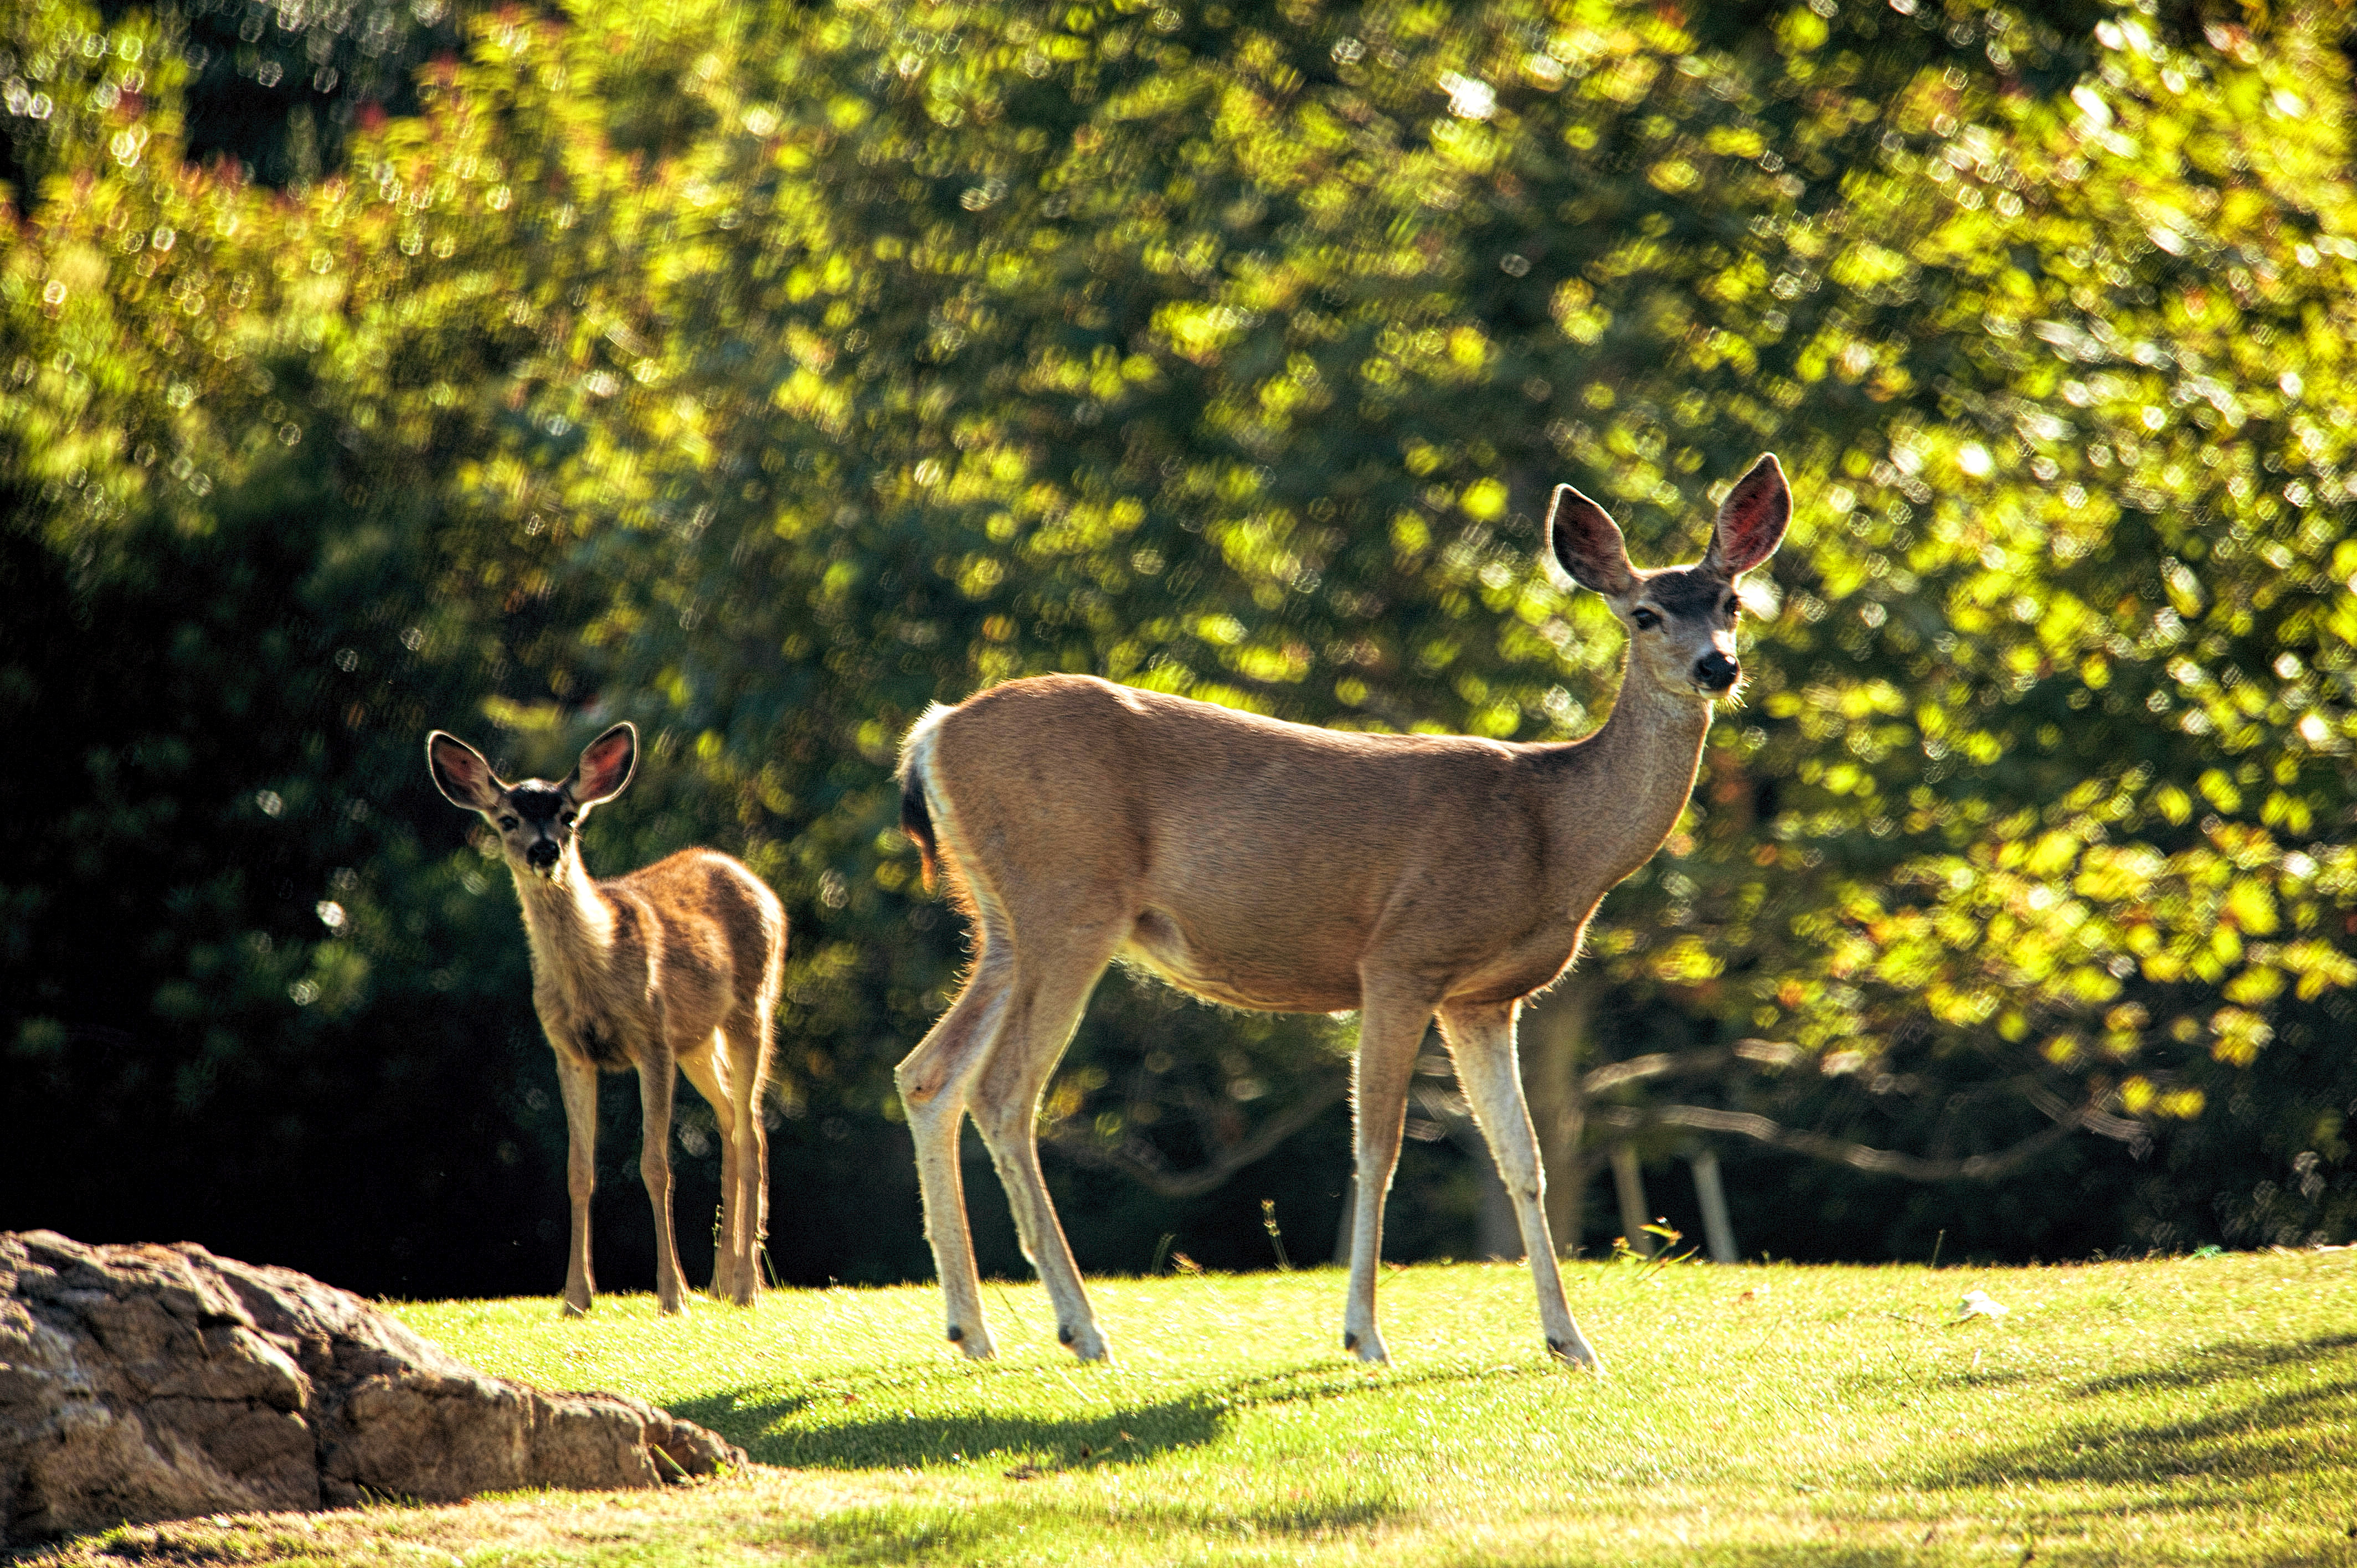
896;703;954;893
899;773;939;892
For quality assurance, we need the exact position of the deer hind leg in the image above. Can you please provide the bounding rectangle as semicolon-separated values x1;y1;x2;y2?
678;1046;740;1303
895;945;1015;1358
637;1042;688;1315
1438;999;1602;1372
1341;983;1439;1365
719;994;775;1307
555;1050;600;1317
965;926;1126;1363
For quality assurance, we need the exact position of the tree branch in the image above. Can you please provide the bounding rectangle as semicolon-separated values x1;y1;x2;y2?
1042;1077;1349;1199
1581;1047;1735;1095
2027;1084;2149;1148
1589;1097;2097;1183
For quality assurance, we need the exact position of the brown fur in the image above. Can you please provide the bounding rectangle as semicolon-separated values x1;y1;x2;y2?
426;725;787;1316
891;455;1791;1370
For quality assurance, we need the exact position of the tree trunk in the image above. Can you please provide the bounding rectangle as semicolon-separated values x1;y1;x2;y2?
1610;1144;1654;1257
1690;1147;1739;1262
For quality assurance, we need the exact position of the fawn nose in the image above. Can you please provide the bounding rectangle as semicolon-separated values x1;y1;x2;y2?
525;838;560;870
1695;650;1740;692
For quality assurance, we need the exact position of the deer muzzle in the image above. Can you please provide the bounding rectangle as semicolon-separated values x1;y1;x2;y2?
1694;649;1740;693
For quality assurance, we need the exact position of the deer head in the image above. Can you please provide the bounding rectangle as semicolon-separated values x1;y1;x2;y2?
426;723;638;881
1546;453;1790;702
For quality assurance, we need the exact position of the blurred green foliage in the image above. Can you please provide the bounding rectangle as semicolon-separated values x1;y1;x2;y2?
3;0;2352;1292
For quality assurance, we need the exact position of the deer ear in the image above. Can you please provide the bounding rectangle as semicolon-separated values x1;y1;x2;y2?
568;723;637;808
1706;453;1790;576
426;732;503;812
1547;484;1637;597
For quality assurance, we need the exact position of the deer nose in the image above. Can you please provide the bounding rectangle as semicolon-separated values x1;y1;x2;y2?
526;839;560;870
1695;650;1740;692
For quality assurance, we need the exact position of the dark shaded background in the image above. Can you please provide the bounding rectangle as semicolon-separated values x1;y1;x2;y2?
6;0;2353;1301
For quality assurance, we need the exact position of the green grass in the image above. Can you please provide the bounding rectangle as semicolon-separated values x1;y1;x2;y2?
24;1251;2355;1565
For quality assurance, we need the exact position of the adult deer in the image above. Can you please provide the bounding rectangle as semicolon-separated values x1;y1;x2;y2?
427;723;786;1315
893;455;1790;1370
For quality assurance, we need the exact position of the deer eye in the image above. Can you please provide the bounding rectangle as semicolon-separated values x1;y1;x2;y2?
497;816;519;831
1632;607;1662;631
560;810;577;826
1725;595;1741;616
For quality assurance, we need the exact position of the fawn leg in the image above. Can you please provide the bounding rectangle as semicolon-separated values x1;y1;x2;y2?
722;1000;774;1306
680;1047;739;1302
637;1046;688;1314
555;1050;599;1317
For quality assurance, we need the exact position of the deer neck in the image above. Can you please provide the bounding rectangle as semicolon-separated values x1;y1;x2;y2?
512;855;615;996
1564;671;1715;887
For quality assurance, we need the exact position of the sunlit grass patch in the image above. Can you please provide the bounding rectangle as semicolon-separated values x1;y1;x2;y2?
15;1252;2353;1566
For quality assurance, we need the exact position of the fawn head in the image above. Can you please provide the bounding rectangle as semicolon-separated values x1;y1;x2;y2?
1545;453;1790;702
426;723;638;881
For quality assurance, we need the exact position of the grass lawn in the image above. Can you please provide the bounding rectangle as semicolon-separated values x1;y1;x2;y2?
18;1250;2353;1565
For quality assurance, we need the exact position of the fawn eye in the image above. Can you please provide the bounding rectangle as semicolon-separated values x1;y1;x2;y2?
1632;607;1661;631
560;811;577;825
1725;595;1741;616
497;816;518;831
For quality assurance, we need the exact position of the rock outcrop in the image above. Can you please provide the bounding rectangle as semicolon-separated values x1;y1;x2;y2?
0;1230;743;1546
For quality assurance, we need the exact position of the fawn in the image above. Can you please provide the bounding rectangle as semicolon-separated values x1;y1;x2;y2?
428;723;786;1314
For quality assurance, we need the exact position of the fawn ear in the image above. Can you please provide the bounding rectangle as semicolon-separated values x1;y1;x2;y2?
567;723;637;808
1547;483;1638;597
426;731;503;812
1706;453;1790;577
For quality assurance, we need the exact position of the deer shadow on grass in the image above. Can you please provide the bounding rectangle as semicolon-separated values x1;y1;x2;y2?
670;1356;1546;1476
670;1383;1216;1474
2067;1330;2357;1396
769;1482;1398;1566
745;1483;1397;1568
1916;1331;2357;1492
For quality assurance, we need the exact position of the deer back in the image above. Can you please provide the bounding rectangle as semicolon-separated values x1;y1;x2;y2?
912;674;1683;1012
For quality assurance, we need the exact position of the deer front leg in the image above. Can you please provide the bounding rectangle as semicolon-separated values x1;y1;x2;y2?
678;1047;740;1304
555;1050;600;1317
637;1048;688;1315
1342;986;1438;1365
1438;999;1603;1372
896;957;1012;1358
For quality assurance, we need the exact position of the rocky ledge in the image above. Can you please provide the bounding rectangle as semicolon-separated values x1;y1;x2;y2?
0;1230;743;1546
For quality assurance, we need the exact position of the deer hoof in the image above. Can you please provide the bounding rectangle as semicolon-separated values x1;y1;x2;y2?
1346;1329;1389;1364
1547;1334;1604;1373
946;1324;997;1359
